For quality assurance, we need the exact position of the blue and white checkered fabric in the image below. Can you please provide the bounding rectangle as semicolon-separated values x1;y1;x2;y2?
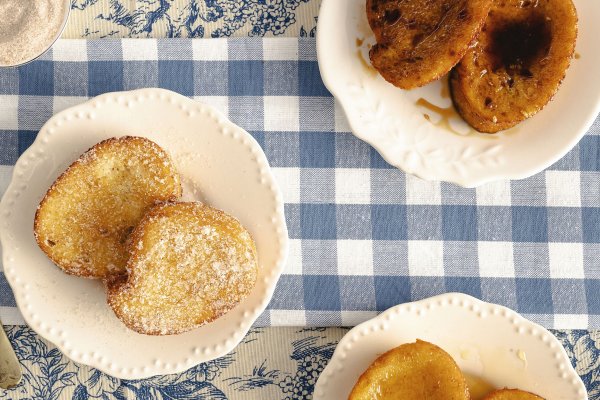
0;38;598;329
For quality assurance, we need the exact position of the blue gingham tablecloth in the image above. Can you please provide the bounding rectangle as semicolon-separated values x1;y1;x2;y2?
0;38;599;330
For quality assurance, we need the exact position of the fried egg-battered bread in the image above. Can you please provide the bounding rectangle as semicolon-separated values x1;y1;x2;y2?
450;0;578;133
348;340;470;400
34;136;182;279
107;202;258;335
366;0;493;89
483;389;544;400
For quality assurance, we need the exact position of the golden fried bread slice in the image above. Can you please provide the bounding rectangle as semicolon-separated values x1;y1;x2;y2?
450;0;578;133
366;0;493;89
348;340;469;400
107;202;258;335
34;136;182;279
483;389;544;400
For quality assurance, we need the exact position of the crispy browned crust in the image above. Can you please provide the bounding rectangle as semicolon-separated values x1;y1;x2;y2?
106;202;258;335
348;340;470;400
366;0;493;89
34;136;182;279
450;0;578;133
483;388;545;400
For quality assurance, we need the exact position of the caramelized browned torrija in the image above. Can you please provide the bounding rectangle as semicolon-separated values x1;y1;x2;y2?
366;0;493;89
450;0;578;132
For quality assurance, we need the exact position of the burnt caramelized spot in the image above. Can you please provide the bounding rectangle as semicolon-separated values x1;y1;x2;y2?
383;8;401;25
370;0;389;13
487;12;552;74
520;68;533;78
412;33;425;46
119;225;135;244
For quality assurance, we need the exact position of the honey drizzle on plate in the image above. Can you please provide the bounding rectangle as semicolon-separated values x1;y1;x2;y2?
417;77;501;139
574;52;581;59
464;373;496;400
356;35;508;138
356;37;377;76
417;97;461;135
416;98;496;139
440;79;451;99
357;50;378;76
417;75;473;136
417;98;456;121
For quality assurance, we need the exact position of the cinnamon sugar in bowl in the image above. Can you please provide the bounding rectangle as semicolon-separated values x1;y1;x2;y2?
0;0;71;67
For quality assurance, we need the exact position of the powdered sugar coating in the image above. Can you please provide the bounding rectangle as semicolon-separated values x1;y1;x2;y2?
107;202;259;335
34;136;182;279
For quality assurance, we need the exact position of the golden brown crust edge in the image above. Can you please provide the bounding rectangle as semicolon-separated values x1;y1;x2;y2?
105;202;169;335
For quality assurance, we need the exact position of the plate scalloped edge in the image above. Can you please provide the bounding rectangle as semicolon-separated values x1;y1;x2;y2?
314;293;587;400
0;88;289;379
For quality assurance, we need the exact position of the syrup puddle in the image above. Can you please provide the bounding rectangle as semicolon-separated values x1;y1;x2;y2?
440;77;451;99
355;33;513;139
356;37;377;76
415;76;484;138
416;96;499;139
415;76;513;139
357;49;377;76
464;373;496;400
517;349;528;367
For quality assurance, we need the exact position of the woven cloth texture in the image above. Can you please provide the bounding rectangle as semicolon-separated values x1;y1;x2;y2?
0;38;598;330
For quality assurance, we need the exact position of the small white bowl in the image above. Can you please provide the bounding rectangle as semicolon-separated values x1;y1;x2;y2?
0;0;71;68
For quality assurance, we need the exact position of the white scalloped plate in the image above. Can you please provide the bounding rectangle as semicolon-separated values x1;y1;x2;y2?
314;293;587;400
317;0;600;187
0;88;289;379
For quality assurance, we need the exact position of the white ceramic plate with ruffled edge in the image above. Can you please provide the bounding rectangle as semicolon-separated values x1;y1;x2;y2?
0;88;289;379
317;0;600;187
314;293;586;400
